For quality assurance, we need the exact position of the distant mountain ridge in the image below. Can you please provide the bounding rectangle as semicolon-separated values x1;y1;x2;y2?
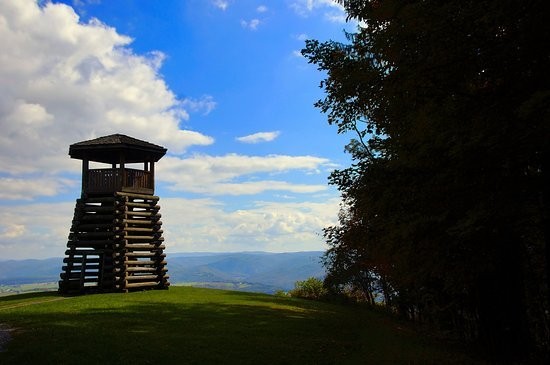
0;251;326;294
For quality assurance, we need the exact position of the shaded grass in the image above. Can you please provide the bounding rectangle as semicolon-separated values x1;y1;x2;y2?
0;287;484;364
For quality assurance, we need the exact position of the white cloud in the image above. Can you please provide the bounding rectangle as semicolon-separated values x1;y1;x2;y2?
324;11;347;23
181;95;217;116
290;0;346;23
213;0;229;11
0;0;213;186
157;154;330;195
1;223;25;239
0;0;344;260
257;5;268;13
71;0;101;14
0;177;77;200
194;180;327;195
161;197;340;253
295;33;309;41
236;131;280;144
0;197;340;259
0;201;74;259
241;18;261;30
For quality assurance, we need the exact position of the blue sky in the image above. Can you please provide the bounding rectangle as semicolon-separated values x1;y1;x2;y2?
0;0;355;259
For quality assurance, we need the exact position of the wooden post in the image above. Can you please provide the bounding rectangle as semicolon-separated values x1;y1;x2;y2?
150;161;155;193
79;254;87;289
120;153;126;191
82;159;89;195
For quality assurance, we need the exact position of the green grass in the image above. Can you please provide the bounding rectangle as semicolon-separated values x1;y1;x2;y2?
0;287;484;364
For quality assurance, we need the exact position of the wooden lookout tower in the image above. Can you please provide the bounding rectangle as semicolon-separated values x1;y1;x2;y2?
59;134;170;294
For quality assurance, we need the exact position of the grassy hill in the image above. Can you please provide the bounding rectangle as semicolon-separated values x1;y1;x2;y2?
0;287;484;364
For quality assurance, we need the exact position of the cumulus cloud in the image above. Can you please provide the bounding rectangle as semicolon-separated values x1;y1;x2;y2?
0;197;339;259
257;5;268;13
236;131;280;144
0;0;213;184
0;0;343;260
0;177;77;200
157;154;330;195
161;197;340;253
0;201;74;259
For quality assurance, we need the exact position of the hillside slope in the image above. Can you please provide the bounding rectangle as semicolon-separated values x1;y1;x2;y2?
0;287;485;364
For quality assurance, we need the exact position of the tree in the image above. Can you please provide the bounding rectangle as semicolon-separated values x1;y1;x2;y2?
304;0;550;361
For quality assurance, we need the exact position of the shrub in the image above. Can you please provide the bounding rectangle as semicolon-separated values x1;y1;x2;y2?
289;277;328;300
274;290;289;297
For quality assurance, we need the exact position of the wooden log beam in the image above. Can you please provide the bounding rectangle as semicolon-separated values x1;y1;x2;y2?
70;231;115;239
126;267;168;273
78;197;116;204
115;218;162;226
122;234;154;240
65;249;111;256
121;227;163;234
125;211;161;219
81;206;118;213
126;267;156;273
125;252;166;258
125;260;167;266
115;191;159;201
126;274;160;281
60;273;102;281
63;265;113;272
62;264;103;271
72;223;116;231
68;240;116;247
125;243;166;250
63;257;102;264
79;214;115;221
119;201;160;209
124;235;164;241
125;281;159;289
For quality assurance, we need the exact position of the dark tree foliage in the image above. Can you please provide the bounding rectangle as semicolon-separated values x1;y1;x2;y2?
303;0;550;361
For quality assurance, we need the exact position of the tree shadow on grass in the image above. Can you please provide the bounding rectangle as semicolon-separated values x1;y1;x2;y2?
0;289;485;365
0;298;359;365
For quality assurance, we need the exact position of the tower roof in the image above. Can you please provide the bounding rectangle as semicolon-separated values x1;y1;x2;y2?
69;134;167;163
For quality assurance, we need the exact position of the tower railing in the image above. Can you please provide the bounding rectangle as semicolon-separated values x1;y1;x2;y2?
86;168;153;194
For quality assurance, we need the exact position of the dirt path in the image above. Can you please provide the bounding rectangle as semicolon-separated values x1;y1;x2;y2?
0;324;14;352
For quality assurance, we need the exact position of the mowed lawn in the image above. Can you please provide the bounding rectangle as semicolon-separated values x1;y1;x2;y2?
0;287;483;364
